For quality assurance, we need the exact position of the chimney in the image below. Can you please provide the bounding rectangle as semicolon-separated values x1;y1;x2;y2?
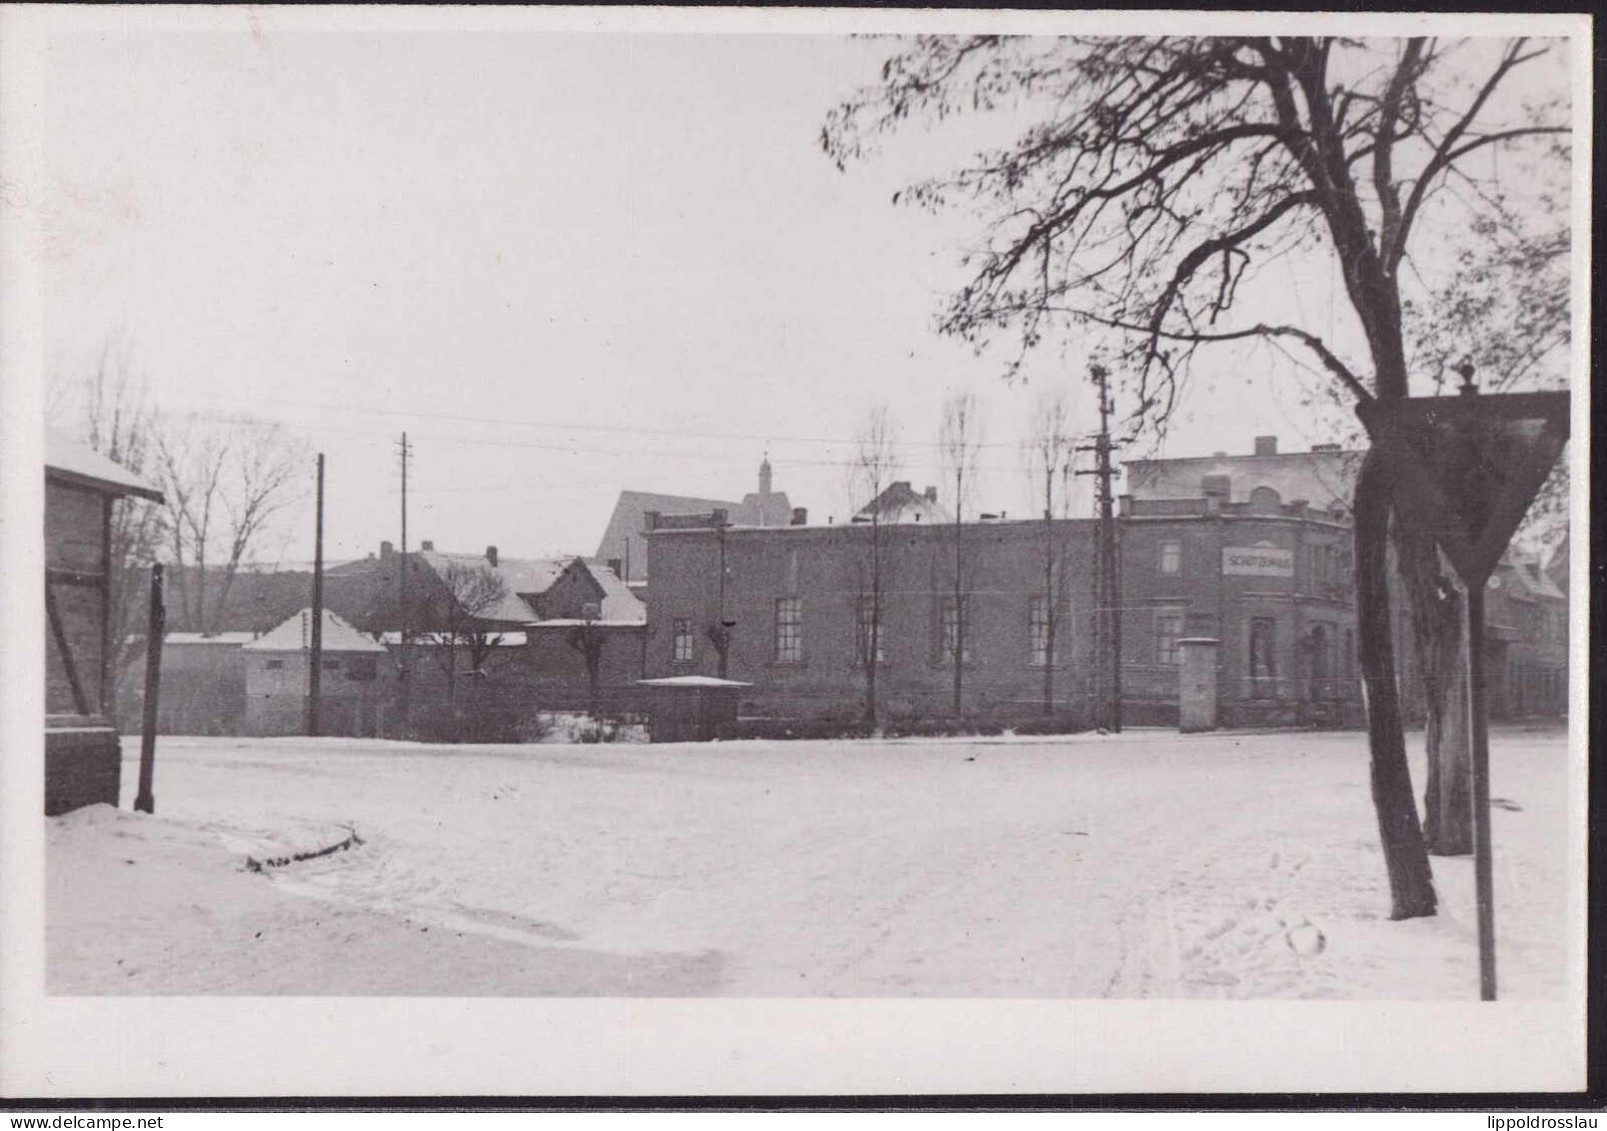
924;485;938;503
486;545;498;568
421;540;434;552
790;507;808;526
1254;435;1278;456
1118;495;1132;518
380;540;394;559
711;508;729;528
607;557;623;578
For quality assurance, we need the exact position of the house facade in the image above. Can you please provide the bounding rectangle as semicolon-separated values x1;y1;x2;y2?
1118;488;1360;728
242;609;392;737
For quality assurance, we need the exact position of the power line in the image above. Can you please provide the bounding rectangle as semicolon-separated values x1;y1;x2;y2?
176;389;1098;452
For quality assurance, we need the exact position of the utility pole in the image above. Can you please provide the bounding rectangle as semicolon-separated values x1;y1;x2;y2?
307;453;325;736
397;432;411;736
1077;364;1122;732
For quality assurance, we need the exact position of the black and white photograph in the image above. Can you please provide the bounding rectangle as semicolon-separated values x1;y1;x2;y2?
0;5;1589;1101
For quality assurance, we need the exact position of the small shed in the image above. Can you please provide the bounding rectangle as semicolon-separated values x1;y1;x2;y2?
242;609;390;737
636;675;750;743
45;430;164;815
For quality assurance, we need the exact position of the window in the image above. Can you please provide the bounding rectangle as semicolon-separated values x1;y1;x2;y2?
1029;596;1051;667
346;656;378;682
1155;612;1183;666
855;597;885;666
939;598;971;665
1249;617;1278;693
264;659;285;671
774;598;802;663
1160;540;1181;576
672;618;694;662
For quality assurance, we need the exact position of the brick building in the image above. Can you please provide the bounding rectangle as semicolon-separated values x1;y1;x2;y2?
640;434;1564;734
1118;471;1360;728
644;509;1100;726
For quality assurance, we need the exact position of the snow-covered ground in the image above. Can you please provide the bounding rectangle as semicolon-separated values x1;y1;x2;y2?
46;725;1572;998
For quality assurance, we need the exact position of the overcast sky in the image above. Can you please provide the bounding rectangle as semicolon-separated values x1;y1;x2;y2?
32;12;1577;567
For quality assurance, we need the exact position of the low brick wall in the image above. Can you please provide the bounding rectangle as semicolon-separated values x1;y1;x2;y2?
45;727;121;815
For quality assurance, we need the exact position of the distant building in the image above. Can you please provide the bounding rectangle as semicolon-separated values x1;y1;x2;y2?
595;458;793;583
853;481;950;526
324;542;644;632
242;609;391;737
44;430;164;814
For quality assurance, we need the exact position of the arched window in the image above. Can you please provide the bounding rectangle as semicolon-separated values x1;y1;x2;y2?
1248;486;1282;514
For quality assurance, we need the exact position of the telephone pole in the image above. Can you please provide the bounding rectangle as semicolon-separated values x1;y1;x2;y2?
1077;364;1122;732
397;432;411;736
307;453;325;736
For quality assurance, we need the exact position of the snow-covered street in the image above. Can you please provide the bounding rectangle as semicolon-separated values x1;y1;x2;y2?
47;726;1573;999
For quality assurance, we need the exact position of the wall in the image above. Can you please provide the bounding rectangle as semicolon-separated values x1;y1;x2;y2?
117;641;249;735
243;650;392;737
519;624;647;714
45;481;109;719
647;519;1100;725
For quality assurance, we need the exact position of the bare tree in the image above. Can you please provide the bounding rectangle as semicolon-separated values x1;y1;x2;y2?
1023;385;1079;718
422;560;510;720
848;405;902;728
938;391;985;718
825;35;1570;919
151;413;308;634
568;611;607;721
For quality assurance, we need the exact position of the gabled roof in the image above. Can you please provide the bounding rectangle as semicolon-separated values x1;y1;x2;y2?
45;428;164;502
242;609;387;653
417;549;569;623
855;481;950;525
580;558;646;622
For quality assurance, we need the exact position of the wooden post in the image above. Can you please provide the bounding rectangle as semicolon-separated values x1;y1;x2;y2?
135;563;163;814
1465;582;1497;1000
308;453;325;736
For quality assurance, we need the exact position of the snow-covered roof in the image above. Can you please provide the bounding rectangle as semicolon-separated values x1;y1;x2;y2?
243;609;387;653
374;630;527;647
526;619;645;629
579;558;646;622
418;550;569;623
164;632;257;647
854;481;950;525
45;428;164;502
636;675;752;688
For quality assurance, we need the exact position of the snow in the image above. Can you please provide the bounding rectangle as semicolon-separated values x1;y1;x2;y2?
635;675;753;687
46;725;1573;999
